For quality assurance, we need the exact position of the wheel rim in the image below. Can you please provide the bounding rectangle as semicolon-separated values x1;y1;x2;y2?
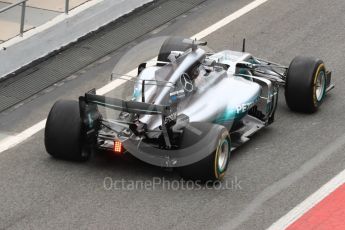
217;139;229;173
315;71;325;101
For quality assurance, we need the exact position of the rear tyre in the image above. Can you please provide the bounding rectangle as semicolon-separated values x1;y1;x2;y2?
178;129;231;182
285;56;327;113
157;37;192;65
44;100;90;161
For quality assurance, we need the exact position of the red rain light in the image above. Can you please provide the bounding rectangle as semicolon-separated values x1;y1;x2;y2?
114;140;123;154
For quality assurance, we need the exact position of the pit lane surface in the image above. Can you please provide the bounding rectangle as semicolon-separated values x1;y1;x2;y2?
1;0;345;229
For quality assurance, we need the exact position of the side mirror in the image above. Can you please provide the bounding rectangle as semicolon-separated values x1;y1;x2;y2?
236;61;253;69
235;61;254;75
137;63;146;75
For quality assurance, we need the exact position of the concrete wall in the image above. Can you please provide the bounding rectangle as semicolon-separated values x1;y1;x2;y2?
0;0;152;79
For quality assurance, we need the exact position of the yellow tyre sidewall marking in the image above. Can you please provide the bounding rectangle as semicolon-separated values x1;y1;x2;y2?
313;64;325;107
214;132;230;180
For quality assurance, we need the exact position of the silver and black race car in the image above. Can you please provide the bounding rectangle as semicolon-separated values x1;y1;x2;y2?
44;37;334;181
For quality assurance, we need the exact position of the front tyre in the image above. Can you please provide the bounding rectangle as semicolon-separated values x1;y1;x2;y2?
178;129;231;182
285;56;327;113
44;100;90;162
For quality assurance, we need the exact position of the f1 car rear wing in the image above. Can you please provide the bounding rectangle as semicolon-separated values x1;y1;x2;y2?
79;89;174;147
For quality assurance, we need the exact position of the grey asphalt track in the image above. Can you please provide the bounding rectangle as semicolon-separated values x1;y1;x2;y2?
0;0;345;229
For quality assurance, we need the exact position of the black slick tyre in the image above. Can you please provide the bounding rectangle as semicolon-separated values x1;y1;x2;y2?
178;129;231;182
285;56;327;113
44;100;89;161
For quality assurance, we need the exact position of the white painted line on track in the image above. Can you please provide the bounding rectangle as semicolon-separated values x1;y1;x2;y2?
219;133;345;230
0;119;47;153
267;168;345;230
0;0;269;153
191;0;268;40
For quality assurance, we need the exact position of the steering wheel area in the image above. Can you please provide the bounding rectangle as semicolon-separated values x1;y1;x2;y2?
180;73;194;92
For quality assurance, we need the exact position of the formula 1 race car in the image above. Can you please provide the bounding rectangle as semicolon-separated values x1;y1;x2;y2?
44;37;334;181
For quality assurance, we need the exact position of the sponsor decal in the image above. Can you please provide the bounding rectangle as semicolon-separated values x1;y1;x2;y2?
236;101;255;114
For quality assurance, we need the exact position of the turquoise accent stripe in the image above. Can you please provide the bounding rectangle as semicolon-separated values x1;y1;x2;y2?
214;96;260;124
